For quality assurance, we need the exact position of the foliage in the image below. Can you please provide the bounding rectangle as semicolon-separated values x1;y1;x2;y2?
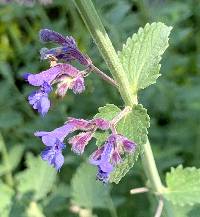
95;104;149;183
119;22;172;93
164;165;200;206
0;0;200;216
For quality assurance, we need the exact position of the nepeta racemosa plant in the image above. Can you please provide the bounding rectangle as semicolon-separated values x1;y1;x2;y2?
25;28;135;182
24;1;200;216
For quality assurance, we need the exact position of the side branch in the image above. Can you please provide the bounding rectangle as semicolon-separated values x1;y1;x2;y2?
90;64;118;87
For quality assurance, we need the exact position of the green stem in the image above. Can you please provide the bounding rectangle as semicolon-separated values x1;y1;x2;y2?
73;0;134;106
108;197;118;217
73;0;172;216
0;132;14;187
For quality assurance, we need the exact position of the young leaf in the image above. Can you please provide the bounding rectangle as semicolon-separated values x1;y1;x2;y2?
164;165;200;206
95;104;150;183
71;163;110;209
119;22;172;93
16;153;56;201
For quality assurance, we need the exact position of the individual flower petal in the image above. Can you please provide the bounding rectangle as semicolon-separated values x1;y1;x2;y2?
28;82;52;116
96;167;111;183
40;46;91;66
40;47;75;62
115;134;136;153
28;90;50;116
35;123;76;146
72;75;85;94
39;29;77;47
69;131;94;155
41;138;65;171
25;64;79;86
89;136;115;182
66;118;92;131
89;146;105;165
39;29;91;66
91;118;110;130
122;139;136;153
55;78;71;97
111;149;122;165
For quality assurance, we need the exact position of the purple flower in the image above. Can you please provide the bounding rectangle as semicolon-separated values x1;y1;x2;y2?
116;135;137;153
25;64;87;112
25;64;79;87
39;29;91;66
28;82;52;116
69;131;94;155
90;137;115;183
35;123;76;170
39;29;77;47
72;75;85;94
41;139;65;171
35;117;111;171
35;123;75;146
89;134;136;183
91;118;110;130
55;73;85;97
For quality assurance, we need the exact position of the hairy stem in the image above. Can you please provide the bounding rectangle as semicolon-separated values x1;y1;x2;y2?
74;0;172;216
91;64;118;87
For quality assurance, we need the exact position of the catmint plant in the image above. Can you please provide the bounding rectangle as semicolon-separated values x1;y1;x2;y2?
24;0;197;216
24;29;136;183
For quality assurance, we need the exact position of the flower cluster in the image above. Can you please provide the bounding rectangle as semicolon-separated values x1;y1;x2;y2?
35;116;136;182
24;29;91;116
24;29;137;183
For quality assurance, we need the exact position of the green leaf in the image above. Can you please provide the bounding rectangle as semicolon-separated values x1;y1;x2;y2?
16;153;56;201
164;165;200;206
26;202;45;217
0;145;24;176
94;131;110;147
0;181;14;213
8;145;24;171
95;104;150;183
172;204;200;217
71;163;110;209
119;22;172;93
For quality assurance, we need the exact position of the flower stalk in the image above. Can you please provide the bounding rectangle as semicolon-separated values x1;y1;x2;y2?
90;64;118;87
73;0;172;216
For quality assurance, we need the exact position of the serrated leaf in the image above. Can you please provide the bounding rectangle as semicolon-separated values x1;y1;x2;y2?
94;131;109;147
95;104;150;183
16;153;56;201
71;163;110;209
119;22;172;93
164;165;200;206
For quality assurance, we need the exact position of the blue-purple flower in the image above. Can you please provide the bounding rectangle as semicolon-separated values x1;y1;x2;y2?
35;122;76;170
35;117;110;170
28;82;52;116
25;64;86;114
39;29;91;66
89;134;136;183
41;139;65;171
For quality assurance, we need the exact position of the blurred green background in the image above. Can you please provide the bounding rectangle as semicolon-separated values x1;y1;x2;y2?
0;0;200;216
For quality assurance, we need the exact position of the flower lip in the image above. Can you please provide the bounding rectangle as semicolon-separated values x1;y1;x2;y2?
34;123;76;146
41;138;65;171
69;131;94;155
